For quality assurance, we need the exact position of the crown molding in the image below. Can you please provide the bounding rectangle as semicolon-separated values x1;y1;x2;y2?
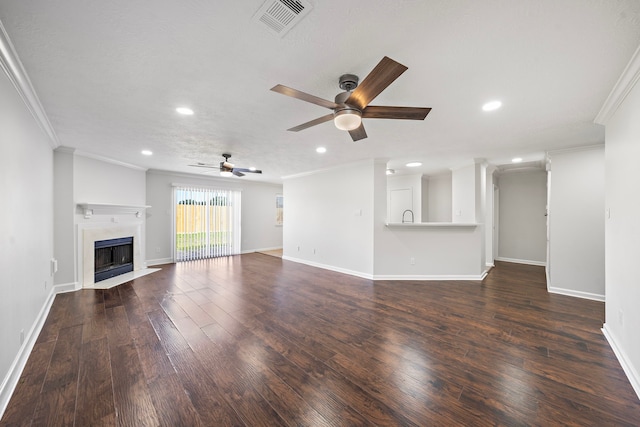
0;20;59;148
73;149;148;171
595;43;640;125
546;143;604;156
281;158;374;180
54;146;76;154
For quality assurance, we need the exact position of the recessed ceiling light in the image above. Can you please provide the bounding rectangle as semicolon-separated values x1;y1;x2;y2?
316;147;327;153
406;162;422;167
386;169;395;175
176;107;194;115
141;150;152;156
512;157;523;163
482;100;502;111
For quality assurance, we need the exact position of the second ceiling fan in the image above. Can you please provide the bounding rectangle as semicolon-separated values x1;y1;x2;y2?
271;56;431;141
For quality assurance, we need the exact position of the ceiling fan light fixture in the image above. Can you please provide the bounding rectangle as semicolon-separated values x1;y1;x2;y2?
334;109;362;131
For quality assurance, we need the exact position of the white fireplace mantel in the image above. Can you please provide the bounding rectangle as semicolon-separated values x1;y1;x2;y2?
78;202;151;219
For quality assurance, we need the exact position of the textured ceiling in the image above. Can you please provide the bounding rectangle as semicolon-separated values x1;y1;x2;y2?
1;0;640;183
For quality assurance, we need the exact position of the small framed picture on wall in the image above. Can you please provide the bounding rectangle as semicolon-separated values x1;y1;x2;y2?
276;194;283;225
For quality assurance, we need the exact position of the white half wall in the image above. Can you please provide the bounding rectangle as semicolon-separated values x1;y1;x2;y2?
496;169;547;265
547;146;605;299
146;170;283;264
600;56;640;398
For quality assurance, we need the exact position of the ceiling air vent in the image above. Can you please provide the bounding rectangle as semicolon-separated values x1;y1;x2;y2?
253;0;313;38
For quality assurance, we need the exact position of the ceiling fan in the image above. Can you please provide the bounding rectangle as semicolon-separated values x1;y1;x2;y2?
189;154;262;177
271;56;431;141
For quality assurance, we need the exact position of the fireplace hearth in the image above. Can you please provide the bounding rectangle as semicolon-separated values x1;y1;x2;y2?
94;237;134;282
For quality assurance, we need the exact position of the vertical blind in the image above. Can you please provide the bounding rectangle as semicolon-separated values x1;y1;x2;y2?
174;185;242;261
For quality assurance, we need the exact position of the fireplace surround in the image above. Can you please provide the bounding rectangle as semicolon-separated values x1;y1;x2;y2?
79;222;144;288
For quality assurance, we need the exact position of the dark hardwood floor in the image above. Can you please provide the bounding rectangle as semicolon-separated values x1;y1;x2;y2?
2;256;639;426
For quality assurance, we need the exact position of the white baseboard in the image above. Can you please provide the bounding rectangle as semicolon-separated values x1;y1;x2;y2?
242;246;283;254
548;286;605;302
53;281;79;293
374;273;486;281
282;256;374;280
282;256;487;281
0;287;57;418
146;257;174;266
602;323;640;400
495;257;546;266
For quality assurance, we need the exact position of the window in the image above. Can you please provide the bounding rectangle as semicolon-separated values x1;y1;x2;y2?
174;186;241;261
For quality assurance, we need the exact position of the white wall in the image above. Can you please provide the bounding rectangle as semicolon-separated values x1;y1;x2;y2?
426;172;452;222
387;173;422;223
74;155;146;206
0;63;55;409
283;160;488;280
72;155;148;287
602;68;640;397
452;164;477;223
283;161;376;277
54;150;149;288
53;148;76;286
485;167;496;266
146;170;283;264
547;146;605;299
421;176;429;222
496;169;547;265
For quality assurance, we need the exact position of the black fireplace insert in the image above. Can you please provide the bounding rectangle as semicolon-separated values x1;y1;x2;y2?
94;237;134;282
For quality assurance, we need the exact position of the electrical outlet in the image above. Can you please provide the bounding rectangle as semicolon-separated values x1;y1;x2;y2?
618;309;624;326
44;280;47;289
297;246;300;252
410;257;415;265
313;248;316;254
156;246;161;253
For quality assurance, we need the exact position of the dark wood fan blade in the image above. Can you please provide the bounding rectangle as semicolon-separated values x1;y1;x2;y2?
348;123;367;141
271;85;339;110
287;113;334;132
233;168;262;174
346;57;408;110
232;170;245;177
362;106;432;120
